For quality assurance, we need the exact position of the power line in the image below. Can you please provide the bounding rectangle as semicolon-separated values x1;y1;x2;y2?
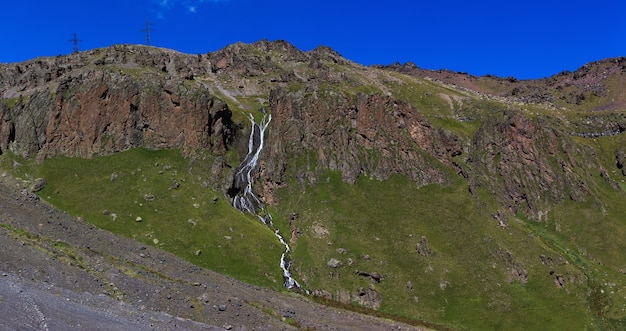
140;20;155;46
69;33;82;53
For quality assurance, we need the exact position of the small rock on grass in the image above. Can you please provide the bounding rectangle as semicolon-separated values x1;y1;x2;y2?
327;258;343;268
31;178;47;192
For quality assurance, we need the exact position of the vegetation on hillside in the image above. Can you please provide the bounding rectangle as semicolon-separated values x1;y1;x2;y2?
2;42;626;330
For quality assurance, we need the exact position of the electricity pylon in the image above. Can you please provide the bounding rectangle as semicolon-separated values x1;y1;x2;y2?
69;34;82;53
141;20;155;46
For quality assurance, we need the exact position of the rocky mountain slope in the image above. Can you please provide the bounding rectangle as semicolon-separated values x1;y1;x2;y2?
2;40;626;330
0;172;422;330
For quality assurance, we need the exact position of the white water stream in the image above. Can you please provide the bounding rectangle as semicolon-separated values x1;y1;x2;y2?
232;113;300;289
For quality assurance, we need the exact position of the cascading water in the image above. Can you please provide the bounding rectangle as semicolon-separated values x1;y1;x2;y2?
231;112;300;289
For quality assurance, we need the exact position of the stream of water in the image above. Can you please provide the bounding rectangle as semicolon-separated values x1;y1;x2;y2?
231;113;300;289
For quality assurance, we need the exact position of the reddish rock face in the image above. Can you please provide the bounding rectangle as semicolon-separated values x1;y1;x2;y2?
0;53;234;160
258;87;462;202
40;70;232;159
466;111;608;217
0;41;618;217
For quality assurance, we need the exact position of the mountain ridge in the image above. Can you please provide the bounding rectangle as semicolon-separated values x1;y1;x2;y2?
2;40;626;329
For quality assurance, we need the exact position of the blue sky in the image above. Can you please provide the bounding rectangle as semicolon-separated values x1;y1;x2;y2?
1;0;624;79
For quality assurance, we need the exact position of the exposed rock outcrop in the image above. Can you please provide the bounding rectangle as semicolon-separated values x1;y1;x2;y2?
2;41;623;221
382;57;626;112
466;110;615;217
260;87;462;200
0;45;235;159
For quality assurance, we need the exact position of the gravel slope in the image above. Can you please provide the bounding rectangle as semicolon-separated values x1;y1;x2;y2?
0;174;427;331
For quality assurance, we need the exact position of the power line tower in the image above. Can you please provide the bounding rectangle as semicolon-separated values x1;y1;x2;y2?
141;20;155;46
69;33;82;53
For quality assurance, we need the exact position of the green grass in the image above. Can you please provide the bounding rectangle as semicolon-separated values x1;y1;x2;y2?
7;148;288;290
275;171;601;330
4;55;626;330
1;96;21;108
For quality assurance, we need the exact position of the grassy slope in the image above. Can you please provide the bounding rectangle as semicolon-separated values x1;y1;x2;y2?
3;149;287;290
3;57;626;330
267;66;626;329
6;142;623;330
275;170;599;330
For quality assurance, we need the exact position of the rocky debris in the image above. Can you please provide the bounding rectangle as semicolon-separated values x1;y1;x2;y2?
334;289;351;305
492;248;528;284
541;255;585;289
568;113;626;138
30;178;46;192
20;189;39;202
493;210;509;229
415;236;432;257
352;286;382;310
288;212;301;245
0;174;422;331
370;272;382;283
282;307;296;319
327;258;343;268
555;274;566;288
311;289;332;300
357;270;383;283
616;149;625;176
509;265;528;285
168;179;180;190
540;254;566;266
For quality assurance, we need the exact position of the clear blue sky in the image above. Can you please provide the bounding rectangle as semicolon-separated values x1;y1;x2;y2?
1;0;624;79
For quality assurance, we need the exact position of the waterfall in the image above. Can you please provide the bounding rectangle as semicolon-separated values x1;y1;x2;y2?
231;112;300;289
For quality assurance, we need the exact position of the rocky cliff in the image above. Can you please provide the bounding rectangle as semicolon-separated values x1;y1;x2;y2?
4;40;626;330
466;110;613;218
260;87;461;201
0;42;465;202
1;41;625;217
0;45;234;160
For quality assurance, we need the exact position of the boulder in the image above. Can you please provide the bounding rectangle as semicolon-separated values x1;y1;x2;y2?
327;258;343;268
30;178;47;192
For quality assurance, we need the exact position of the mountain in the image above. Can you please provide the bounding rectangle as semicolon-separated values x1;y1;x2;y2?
1;40;626;330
